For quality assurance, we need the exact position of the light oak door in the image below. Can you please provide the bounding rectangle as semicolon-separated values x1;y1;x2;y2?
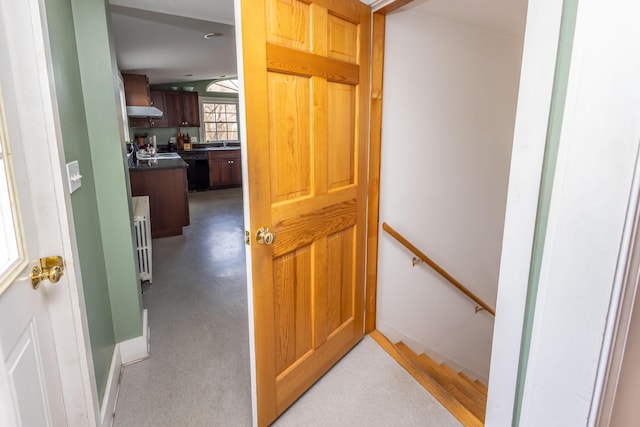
239;0;371;424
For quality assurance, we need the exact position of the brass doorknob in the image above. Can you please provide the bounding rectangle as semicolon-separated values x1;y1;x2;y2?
256;227;275;245
31;256;65;290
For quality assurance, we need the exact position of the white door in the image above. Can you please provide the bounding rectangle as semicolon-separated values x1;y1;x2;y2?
0;0;98;425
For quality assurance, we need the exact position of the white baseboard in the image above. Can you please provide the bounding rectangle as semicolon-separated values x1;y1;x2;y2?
99;309;150;426
100;345;121;427
119;309;150;365
376;322;489;385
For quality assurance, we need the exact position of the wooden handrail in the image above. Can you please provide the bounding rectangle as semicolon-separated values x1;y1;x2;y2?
382;222;496;317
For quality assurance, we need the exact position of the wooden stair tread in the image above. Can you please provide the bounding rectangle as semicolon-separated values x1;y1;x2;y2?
475;380;489;395
394;340;486;423
438;364;486;420
438;364;486;402
459;372;488;397
394;341;487;423
369;331;483;427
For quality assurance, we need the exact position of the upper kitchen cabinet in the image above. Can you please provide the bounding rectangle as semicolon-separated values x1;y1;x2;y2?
122;73;150;106
129;91;168;128
165;91;200;127
149;91;168;127
123;73;165;128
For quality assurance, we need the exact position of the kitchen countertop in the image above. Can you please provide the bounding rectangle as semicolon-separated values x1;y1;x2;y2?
178;146;241;153
129;157;188;171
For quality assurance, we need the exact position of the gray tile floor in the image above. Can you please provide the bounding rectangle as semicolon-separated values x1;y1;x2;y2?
114;189;252;426
113;187;459;427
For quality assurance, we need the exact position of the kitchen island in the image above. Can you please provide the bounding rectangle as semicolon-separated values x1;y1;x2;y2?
129;156;190;238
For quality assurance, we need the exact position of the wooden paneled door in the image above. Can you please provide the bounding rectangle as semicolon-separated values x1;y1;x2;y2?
239;0;371;425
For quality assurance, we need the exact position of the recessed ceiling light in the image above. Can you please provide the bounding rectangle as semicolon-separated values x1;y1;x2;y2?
204;32;223;39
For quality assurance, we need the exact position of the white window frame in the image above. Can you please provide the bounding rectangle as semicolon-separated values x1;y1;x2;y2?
199;96;240;144
0;91;26;295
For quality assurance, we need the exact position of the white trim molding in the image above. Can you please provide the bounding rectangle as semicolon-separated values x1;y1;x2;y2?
592;148;640;426
485;0;564;424
517;1;640;425
100;348;122;427
367;0;395;11
119;309;150;365
101;309;150;426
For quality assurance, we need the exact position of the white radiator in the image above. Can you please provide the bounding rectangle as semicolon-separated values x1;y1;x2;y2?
132;196;152;283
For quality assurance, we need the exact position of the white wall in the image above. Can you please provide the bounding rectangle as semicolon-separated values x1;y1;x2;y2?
376;10;523;379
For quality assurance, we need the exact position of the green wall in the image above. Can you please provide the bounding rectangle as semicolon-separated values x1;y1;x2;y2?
43;0;236;405
151;79;239;98
70;0;143;342
44;0;145;405
44;0;115;402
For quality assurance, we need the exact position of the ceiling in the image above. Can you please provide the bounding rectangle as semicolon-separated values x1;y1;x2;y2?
110;4;236;84
109;0;527;85
401;0;527;38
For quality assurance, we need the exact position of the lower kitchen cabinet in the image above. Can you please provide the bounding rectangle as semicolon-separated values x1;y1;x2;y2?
208;150;242;189
129;166;190;238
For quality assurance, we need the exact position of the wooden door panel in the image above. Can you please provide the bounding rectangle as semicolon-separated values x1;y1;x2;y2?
328;15;359;63
274;247;312;374
241;0;370;424
267;0;310;51
267;73;311;202
327;82;356;189
273;224;356;374
275;319;355;412
326;227;356;332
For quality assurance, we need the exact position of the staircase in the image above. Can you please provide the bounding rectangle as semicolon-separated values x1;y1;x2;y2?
370;330;488;427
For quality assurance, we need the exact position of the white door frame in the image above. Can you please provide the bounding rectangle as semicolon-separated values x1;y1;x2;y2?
0;0;100;424
488;0;640;425
485;0;565;423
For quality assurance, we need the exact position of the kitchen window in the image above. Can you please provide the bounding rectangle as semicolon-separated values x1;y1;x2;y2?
206;79;239;93
200;98;239;143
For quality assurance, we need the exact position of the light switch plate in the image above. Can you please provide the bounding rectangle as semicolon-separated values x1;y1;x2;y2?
190;136;197;143
66;160;82;194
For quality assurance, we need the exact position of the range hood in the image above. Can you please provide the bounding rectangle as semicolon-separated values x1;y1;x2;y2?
126;106;163;118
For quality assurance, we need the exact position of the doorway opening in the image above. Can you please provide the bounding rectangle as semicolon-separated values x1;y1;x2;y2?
109;4;252;424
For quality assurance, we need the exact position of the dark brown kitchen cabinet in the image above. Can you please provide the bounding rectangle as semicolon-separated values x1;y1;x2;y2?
129;91;168;128
122;73;150;106
165;91;200;127
129;167;190;238
149;91;168;127
208;150;242;189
